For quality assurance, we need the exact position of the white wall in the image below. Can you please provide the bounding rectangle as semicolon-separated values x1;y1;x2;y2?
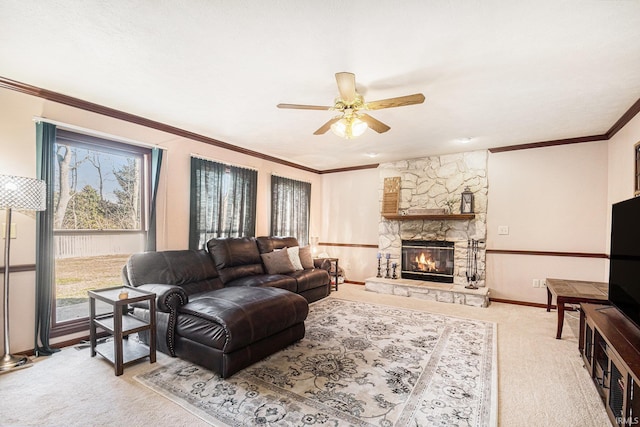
485;141;609;303
0;87;322;352
320;141;613;304
608;112;640;206
319;168;379;282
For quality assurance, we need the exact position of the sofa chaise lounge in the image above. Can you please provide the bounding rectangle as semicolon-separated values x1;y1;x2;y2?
121;236;330;377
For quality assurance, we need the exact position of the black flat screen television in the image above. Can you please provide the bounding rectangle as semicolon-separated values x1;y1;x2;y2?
609;196;640;329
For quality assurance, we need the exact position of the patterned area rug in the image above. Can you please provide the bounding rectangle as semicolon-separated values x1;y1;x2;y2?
135;298;497;426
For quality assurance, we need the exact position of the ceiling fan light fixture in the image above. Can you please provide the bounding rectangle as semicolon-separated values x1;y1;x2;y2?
278;72;424;137
331;115;368;139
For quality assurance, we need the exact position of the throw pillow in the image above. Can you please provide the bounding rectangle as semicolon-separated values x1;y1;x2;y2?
299;246;315;269
261;250;295;274
287;246;304;271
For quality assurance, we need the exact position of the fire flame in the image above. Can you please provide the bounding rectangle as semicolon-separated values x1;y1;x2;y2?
415;252;436;272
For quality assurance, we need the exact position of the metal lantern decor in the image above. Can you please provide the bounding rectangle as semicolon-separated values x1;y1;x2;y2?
460;187;474;214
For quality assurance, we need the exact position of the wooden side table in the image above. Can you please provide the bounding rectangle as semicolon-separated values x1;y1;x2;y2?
546;278;608;339
89;286;156;376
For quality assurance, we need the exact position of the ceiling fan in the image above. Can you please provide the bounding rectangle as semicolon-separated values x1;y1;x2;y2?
277;72;425;139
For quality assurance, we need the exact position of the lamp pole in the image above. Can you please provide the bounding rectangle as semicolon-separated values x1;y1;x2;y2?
0;175;46;372
1;206;29;370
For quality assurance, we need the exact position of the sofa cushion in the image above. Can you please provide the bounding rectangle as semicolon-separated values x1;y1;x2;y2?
124;249;222;296
176;287;308;353
288;268;330;293
224;274;297;292
207;237;265;284
298;246;314;269
256;236;299;254
287;246;304;271
261;249;295;274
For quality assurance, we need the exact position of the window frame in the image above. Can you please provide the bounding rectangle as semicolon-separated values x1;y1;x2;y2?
270;174;311;246
189;157;258;249
635;141;640;197
50;130;152;337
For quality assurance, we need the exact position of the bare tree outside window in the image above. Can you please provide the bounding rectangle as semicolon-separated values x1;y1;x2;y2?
54;145;142;231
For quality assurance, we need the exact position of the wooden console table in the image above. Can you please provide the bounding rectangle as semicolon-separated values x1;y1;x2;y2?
546;278;608;339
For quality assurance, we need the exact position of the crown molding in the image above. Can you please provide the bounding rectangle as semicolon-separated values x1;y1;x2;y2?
2;76;639;169
0;76;321;174
606;97;640;138
488;134;608;153
318;163;379;174
489;96;640;154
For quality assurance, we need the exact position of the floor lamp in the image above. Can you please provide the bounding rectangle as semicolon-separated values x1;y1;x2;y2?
0;174;46;372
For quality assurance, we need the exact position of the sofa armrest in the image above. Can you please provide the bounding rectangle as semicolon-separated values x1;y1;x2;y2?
136;283;189;313
133;284;188;357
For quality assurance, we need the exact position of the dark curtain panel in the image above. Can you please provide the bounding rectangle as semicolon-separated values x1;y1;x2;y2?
270;175;311;246
189;157;257;250
145;147;163;251
34;122;59;356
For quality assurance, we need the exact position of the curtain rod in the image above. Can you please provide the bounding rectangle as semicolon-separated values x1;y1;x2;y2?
32;116;165;151
189;153;257;171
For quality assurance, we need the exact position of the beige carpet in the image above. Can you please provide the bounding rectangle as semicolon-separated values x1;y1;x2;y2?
136;298;497;426
0;284;609;426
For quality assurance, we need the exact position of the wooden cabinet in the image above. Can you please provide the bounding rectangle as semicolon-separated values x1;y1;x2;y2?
580;304;640;426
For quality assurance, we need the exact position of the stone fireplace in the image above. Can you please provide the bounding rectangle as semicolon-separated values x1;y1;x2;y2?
366;151;490;307
377;150;489;289
401;240;454;283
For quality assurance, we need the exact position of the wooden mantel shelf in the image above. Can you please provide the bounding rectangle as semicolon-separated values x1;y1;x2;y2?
382;213;476;221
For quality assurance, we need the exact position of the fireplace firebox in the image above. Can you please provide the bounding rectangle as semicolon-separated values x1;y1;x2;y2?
401;240;454;283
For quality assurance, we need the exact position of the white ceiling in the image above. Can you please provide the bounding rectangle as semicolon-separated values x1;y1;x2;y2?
2;1;640;171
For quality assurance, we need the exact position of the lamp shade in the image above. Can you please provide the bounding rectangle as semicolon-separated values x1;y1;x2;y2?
330;115;368;139
0;175;46;211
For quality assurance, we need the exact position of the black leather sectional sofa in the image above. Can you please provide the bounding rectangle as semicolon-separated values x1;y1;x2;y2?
121;236;330;378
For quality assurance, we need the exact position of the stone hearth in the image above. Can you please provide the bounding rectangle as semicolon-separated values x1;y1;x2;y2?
365;277;490;308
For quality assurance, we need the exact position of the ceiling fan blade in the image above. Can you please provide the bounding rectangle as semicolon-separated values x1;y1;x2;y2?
277;103;332;110
335;72;356;103
313;117;341;135
360;114;391;133
366;93;425;110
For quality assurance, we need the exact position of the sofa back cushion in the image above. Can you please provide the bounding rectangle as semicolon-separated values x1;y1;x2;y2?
124;249;222;296
207;237;265;284
256;236;299;253
298;245;315;269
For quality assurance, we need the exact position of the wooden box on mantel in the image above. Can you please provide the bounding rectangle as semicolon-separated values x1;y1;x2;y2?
382;177;400;215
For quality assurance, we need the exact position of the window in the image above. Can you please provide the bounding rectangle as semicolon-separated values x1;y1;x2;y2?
52;130;151;329
635;142;640;197
270;175;311;245
189;157;257;249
